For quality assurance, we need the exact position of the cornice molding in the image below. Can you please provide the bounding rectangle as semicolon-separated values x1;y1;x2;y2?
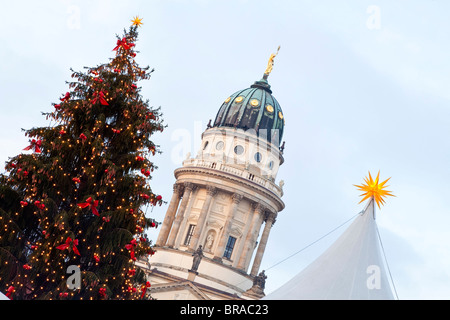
174;166;284;211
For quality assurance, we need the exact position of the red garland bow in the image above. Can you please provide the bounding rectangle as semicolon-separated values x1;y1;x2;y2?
141;169;150;177
5;286;14;300
60;92;70;102
91;91;109;106
20;201;28;207
99;288;107;298
34;200;45;210
23;139;42;153
151;195;163;206
141;281;151;299
125;239;137;261
77;197;99;216
56;237;80;256
125;239;137;250
72;177;81;184
113;37;135;51
146;112;156;120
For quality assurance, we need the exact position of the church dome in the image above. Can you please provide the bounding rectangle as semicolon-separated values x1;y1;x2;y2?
212;77;285;145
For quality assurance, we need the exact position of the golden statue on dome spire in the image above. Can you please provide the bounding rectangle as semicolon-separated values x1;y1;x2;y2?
264;46;281;76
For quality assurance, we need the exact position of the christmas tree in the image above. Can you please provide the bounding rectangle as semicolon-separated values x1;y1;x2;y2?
0;17;165;300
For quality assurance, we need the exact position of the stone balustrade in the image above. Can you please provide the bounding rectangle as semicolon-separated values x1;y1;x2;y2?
182;158;283;197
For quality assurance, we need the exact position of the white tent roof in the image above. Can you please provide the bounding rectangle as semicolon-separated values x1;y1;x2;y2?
263;199;395;300
0;291;9;300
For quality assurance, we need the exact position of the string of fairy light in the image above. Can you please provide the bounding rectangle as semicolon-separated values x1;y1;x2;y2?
0;16;161;300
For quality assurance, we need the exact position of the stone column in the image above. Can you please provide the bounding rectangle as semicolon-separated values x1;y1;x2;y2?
167;182;194;248
155;183;182;246
213;193;243;261
250;211;277;277
189;185;217;251
174;189;197;248
236;203;265;270
232;203;255;269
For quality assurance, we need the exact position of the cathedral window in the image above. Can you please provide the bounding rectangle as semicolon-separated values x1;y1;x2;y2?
250;99;260;107
223;236;237;259
266;104;274;113
216;141;224;150
184;224;196;246
234;145;244;155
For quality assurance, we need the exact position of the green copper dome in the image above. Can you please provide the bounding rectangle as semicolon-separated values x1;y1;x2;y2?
212;77;284;145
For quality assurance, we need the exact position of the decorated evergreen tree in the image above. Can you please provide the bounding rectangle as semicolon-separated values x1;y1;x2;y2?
0;17;165;300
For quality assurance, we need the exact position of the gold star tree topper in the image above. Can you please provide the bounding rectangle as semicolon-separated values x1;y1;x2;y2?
131;16;143;27
354;171;395;209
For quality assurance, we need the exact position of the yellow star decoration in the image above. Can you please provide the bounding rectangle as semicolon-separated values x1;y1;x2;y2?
354;171;395;209
131;16;143;27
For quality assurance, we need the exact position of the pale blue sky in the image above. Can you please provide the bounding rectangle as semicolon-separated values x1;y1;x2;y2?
1;0;449;299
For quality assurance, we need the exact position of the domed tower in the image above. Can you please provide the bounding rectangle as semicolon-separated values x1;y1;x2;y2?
146;50;286;300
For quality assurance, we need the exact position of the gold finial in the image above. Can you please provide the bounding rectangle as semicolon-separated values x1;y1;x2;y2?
264;46;281;76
